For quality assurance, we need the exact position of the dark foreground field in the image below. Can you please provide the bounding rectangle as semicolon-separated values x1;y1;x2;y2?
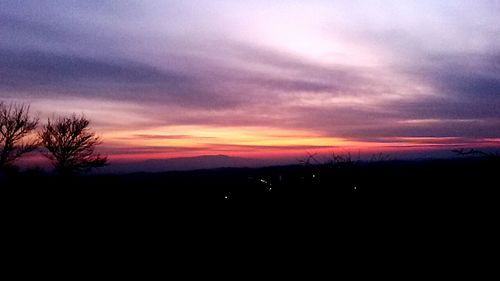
2;157;499;263
1;157;498;215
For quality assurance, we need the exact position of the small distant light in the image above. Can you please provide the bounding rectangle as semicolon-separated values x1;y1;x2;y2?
313;174;316;178
354;186;357;190
224;196;229;199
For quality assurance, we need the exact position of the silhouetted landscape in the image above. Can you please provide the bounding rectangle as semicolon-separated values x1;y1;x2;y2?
99;155;283;173
2;153;498;221
2;1;500;232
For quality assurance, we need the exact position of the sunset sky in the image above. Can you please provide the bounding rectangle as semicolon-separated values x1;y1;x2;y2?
1;0;500;162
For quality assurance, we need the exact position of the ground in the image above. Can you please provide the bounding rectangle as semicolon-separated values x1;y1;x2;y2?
2;157;498;213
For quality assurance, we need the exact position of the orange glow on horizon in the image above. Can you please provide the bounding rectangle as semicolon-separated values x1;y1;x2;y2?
97;125;500;162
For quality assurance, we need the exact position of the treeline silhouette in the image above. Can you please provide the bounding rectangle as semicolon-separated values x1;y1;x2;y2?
0;101;107;176
2;147;499;205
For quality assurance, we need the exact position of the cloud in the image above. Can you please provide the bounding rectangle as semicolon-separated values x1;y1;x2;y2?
0;48;243;109
0;49;184;85
99;145;209;155
2;0;500;159
411;52;500;99
131;134;215;140
0;14;69;43
0;39;382;111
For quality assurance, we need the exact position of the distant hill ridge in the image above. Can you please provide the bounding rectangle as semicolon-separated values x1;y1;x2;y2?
101;154;284;173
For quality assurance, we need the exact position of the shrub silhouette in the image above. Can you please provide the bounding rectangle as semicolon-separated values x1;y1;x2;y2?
39;115;108;175
0;102;39;170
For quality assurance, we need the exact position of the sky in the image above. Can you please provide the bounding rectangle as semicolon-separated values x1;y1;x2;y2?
1;0;500;163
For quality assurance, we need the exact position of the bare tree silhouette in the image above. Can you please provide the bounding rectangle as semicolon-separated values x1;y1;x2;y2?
452;148;496;157
0;102;39;170
298;152;321;166
39;115;108;175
